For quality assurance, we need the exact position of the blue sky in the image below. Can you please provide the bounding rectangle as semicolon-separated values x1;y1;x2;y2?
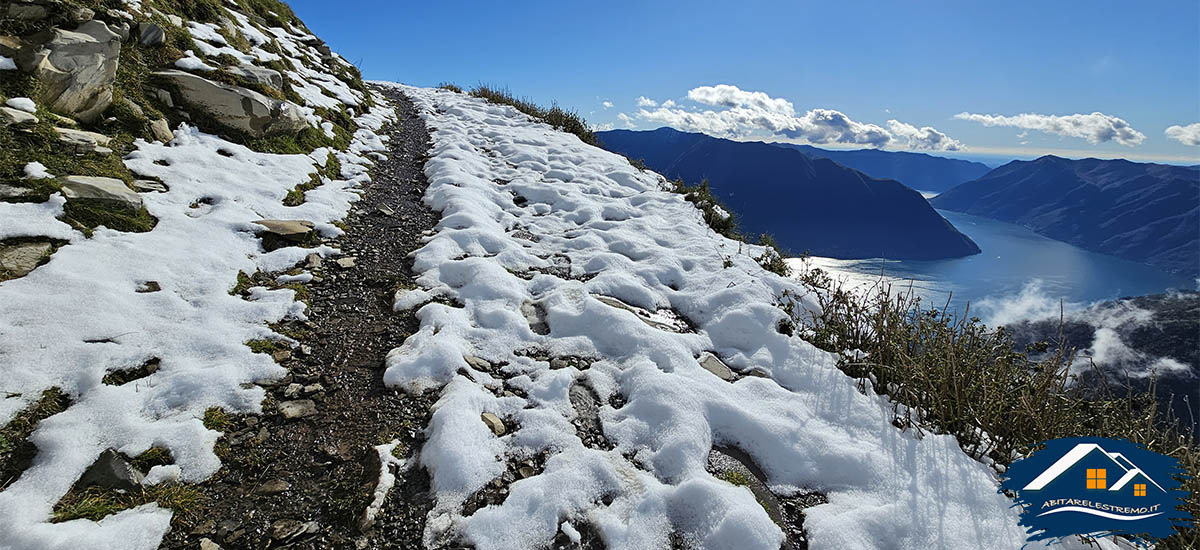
289;0;1200;163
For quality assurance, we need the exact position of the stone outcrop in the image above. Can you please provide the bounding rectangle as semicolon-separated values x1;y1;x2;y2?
224;64;284;91
54;127;113;154
59;175;143;210
153;69;308;137
0;241;52;279
0;106;38;127
16;20;121;123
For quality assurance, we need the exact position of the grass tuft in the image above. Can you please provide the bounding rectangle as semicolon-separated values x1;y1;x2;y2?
53;484;202;523
201;407;229;431
468;85;597;146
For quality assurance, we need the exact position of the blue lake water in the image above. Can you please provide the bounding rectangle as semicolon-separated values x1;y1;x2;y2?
789;210;1196;322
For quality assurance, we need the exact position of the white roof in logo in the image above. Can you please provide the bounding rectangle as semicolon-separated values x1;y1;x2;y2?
1022;443;1166;493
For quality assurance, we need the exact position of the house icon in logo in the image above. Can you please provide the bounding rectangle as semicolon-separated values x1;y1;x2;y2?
1022;442;1167;501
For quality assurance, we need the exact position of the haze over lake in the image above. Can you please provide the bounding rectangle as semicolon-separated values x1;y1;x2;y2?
790;210;1196;323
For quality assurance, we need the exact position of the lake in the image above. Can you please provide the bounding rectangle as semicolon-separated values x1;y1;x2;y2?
788;210;1196;324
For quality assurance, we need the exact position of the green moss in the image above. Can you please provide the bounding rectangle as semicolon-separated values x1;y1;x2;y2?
62;202;157;235
717;470;753;487
245;339;287;355
283;173;321;206
1;388;71;485
53;484;201;523
129;447;173;472
201;407;229;431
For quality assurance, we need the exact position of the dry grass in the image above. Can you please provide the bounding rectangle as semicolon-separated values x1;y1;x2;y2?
468;85;597;146
786;262;1198;547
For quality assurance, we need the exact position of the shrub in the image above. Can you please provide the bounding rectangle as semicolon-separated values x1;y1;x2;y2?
787;264;1199;546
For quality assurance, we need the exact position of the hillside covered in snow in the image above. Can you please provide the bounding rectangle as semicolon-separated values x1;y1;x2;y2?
0;1;1186;550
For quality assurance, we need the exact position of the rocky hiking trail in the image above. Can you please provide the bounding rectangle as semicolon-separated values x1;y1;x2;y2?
161;85;435;550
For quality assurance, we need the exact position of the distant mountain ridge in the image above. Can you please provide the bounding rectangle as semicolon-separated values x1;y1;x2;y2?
597;127;980;260
931;155;1199;278
767;142;991;193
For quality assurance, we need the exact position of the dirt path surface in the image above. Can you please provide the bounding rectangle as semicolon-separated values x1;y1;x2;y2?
161;86;437;550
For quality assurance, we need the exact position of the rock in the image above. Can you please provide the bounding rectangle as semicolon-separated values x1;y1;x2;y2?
549;357;570;370
518;466;535;479
743;367;771;378
594;295;690;333
59;176;142;211
65;6;94;23
283;383;303;399
150;87;173;107
304;252;322;269
119;96;144;118
107;14;131;42
335;257;356;269
5;1;49;20
54;127;113;154
165;14;183;27
279;399;317;419
253;219;314;243
698;353;735;381
17;20;121;122
136;281;161;293
224;64;283;90
0;106;38;127
302;383;323;395
0;241;52;278
254;479;290;495
199;538;221;550
153;70;308;137
5;97;35;113
271;519;305;540
77;449;144;491
135;22;165;46
149;118;173;142
272;349;292;363
132;179;167;193
0;183;38;200
464;355;491;370
480;412;506;436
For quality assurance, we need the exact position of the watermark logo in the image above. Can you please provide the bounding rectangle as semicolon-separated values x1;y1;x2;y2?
1001;437;1191;543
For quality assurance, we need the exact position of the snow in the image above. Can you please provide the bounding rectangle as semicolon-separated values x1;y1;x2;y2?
6;97;36;113
361;441;406;530
0;56;15;71
174;50;215;72
23;161;53;179
0;111;394;549
375;82;1039;550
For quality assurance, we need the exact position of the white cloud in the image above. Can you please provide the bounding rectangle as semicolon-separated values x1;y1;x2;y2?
1164;122;1200;146
601;100;613;109
617;112;636;128
886;120;964;151
954;111;1146;147
687;84;794;115
635;96;657;107
631;84;963;150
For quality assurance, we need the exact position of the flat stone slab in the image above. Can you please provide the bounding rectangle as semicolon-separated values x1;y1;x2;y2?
278;399;317;419
59;175;142;210
254;219;314;242
0;241;52;278
594;295;691;333
698;352;735;381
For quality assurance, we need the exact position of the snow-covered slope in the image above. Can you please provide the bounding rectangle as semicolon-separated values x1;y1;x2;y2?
0;3;394;548
377;83;1033;550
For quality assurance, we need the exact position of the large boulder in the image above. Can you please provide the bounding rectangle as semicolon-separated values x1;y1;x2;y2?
153;69;308;137
59;175;143;211
54;127;112;154
16;20;121;123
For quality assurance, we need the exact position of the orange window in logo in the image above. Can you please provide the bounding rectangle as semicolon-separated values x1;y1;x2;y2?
1135;484;1146;496
1087;468;1107;489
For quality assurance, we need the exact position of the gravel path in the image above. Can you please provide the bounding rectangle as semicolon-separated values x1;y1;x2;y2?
160;86;437;550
